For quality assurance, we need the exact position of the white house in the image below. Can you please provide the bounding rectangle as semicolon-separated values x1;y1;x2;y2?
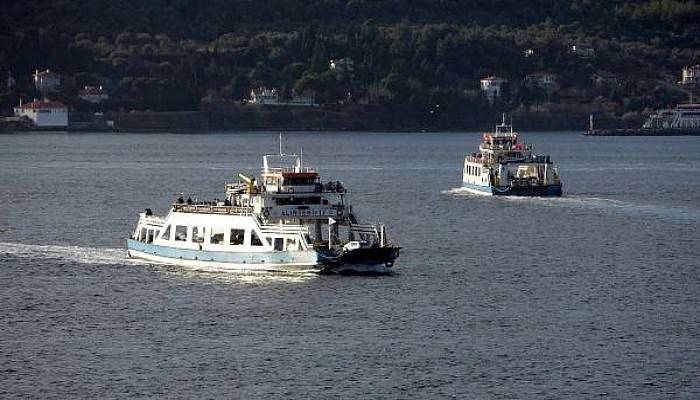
249;88;280;105
480;76;507;104
78;85;109;103
681;65;700;86
33;69;61;93
525;72;560;91
14;99;68;128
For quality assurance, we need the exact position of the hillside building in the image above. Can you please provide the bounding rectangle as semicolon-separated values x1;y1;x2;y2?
33;69;61;93
330;58;355;81
480;76;507;104
78;86;109;103
525;72;560;91
681;65;700;86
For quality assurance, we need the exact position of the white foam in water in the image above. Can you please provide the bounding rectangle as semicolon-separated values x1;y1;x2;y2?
0;242;143;266
443;188;700;223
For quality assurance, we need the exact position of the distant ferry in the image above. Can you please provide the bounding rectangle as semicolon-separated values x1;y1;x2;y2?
127;140;399;275
462;116;562;196
587;103;700;136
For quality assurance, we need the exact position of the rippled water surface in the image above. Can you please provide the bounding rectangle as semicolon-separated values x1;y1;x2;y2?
1;131;699;398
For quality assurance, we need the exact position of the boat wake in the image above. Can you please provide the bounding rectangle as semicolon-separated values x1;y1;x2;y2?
0;241;142;266
444;188;700;223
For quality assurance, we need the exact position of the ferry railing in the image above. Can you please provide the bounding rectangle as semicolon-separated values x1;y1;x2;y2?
259;224;310;235
172;203;254;215
350;224;379;236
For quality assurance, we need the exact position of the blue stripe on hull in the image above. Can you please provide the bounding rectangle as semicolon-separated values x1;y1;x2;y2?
462;181;562;196
126;239;320;266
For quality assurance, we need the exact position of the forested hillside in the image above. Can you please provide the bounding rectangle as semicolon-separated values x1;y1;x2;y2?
1;0;698;117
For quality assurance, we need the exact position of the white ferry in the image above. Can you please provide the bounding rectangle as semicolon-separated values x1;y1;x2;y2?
462;116;562;196
641;103;700;131
127;141;399;274
586;103;700;136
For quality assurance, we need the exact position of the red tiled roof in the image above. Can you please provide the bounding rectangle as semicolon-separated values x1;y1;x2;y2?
15;100;67;110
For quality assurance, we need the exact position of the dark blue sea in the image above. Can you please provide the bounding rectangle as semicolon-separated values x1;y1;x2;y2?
1;131;698;399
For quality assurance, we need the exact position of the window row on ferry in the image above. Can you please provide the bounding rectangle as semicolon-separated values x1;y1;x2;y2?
138;225;301;251
466;165;482;176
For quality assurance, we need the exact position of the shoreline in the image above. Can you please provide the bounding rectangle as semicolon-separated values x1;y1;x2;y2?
2;105;648;134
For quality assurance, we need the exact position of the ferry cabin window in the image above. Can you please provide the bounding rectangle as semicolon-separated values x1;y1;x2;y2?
251;231;264;246
230;229;245;246
287;239;298;251
140;228;147;242
175;225;188;241
192;227;204;243
161;225;171;240
274;238;284;251
210;229;225;245
146;230;154;244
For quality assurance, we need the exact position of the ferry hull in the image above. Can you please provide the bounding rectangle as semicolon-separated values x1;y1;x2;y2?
126;239;323;273
318;246;400;276
462;182;562;196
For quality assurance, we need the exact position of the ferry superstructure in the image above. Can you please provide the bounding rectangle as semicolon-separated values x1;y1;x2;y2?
641;103;700;131
225;148;400;274
462;116;562;196
127;141;399;274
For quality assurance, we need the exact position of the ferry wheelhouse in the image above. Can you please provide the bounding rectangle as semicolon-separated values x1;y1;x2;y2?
462;116;562;196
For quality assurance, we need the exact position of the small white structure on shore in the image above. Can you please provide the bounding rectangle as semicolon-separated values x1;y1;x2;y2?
78;86;109;103
481;76;507;104
14;99;68;128
249;88;317;107
33;69;61;93
249;88;280;105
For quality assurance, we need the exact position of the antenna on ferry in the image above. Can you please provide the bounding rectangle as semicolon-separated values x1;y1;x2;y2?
510;115;513;134
278;132;283;156
300;145;304;169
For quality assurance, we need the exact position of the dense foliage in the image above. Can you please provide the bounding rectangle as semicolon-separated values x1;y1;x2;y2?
1;0;698;114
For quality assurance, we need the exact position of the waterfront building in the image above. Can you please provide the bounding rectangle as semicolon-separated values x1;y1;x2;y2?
249;88;281;105
14;99;68;128
249;88;317;107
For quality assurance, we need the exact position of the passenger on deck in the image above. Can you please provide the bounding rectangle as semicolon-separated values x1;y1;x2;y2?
177;196;184;204
186;197;193;205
